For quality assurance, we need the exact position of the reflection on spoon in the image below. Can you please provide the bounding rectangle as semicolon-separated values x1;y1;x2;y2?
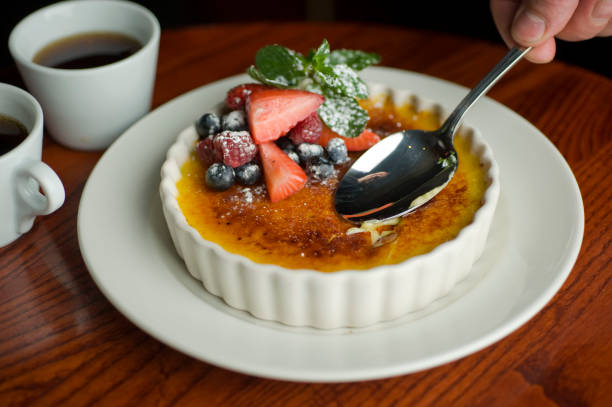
335;47;531;223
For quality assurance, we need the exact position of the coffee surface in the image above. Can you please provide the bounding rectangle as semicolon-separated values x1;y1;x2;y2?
0;115;28;156
33;31;141;69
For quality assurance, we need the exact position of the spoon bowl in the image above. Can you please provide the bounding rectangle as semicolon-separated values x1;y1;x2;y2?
335;47;530;223
334;128;456;221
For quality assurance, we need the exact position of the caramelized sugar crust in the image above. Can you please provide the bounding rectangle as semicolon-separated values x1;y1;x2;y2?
177;95;488;272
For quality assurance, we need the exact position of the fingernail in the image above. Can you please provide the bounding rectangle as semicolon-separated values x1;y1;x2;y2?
592;0;612;21
512;7;547;44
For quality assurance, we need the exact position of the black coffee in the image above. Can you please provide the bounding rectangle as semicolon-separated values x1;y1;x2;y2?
33;31;142;69
0;114;28;156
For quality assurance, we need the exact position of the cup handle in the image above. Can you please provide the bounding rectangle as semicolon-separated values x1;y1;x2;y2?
15;160;65;234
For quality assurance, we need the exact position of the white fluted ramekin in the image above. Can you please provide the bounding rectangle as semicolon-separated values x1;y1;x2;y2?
160;84;500;329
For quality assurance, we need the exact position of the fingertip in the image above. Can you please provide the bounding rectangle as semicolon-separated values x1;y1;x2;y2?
524;38;556;63
511;5;547;46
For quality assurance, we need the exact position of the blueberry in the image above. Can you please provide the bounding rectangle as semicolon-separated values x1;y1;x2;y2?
296;143;324;162
275;136;295;152
284;149;300;165
306;156;334;180
326;137;349;164
221;110;248;132
195;113;221;139
205;163;235;190
235;162;261;186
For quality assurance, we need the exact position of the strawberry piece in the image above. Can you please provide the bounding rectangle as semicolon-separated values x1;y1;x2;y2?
288;112;322;144
247;89;325;144
226;83;270;110
258;142;307;202
319;125;381;151
213;131;258;168
196;136;220;167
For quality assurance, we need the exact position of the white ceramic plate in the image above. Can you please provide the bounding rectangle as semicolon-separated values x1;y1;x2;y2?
78;67;584;382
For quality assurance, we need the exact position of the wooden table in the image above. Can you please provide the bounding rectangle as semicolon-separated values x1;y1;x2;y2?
1;22;610;406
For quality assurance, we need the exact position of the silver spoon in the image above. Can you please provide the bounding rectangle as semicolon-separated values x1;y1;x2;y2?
335;47;531;223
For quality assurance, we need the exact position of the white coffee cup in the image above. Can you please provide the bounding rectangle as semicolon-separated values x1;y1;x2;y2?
8;0;160;150
0;83;65;247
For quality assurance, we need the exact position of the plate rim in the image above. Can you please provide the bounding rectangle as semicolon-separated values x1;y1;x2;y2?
78;66;584;382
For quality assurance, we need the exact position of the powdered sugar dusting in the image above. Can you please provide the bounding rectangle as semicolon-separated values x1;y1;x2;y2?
225;184;267;210
214;131;257;168
222;110;247;131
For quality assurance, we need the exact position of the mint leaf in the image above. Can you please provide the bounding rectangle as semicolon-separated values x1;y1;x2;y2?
309;39;330;69
250;45;306;87
327;49;380;71
313;64;369;99
318;96;369;139
298;78;324;95
247;40;380;138
248;66;292;88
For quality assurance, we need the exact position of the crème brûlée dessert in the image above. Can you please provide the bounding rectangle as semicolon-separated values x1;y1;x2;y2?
176;93;488;272
160;41;499;328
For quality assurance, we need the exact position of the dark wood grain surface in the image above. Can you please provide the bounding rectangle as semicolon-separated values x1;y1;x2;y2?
1;22;610;407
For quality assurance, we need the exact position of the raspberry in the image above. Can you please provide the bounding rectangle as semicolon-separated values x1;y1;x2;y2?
196;136;220;167
225;83;270;110
213;131;258;168
288;112;322;144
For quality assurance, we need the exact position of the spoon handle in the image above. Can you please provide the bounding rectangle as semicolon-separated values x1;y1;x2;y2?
440;46;531;140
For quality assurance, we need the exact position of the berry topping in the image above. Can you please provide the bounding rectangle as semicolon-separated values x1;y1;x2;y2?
195;113;221;139
325;137;349;164
258;142;307;202
196;136;219;167
221;110;248;132
213;131;258;168
226;83;270;110
288;112;322;144
319;125;380;151
246;89;325;144
296;142;324;162
235;162;262;186
284;149;300;165
275;136;295;152
205;163;235;190
305;156;334;180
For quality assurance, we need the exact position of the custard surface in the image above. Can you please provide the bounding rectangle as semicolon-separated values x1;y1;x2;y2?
177;95;488;272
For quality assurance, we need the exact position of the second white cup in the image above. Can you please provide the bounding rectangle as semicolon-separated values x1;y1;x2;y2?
8;0;160;150
0;83;65;247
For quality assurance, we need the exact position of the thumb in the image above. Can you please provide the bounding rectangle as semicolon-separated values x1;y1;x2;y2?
511;0;579;45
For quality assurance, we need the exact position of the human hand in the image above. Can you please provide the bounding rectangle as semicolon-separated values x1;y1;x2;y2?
490;0;612;63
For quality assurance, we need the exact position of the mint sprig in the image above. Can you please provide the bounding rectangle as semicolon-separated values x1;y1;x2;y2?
248;45;306;88
327;49;381;71
247;39;380;138
318;96;369;140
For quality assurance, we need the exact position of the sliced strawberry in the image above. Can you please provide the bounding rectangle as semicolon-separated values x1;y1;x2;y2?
226;83;270;110
258;142;307;202
247;89;324;144
319;125;381;151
